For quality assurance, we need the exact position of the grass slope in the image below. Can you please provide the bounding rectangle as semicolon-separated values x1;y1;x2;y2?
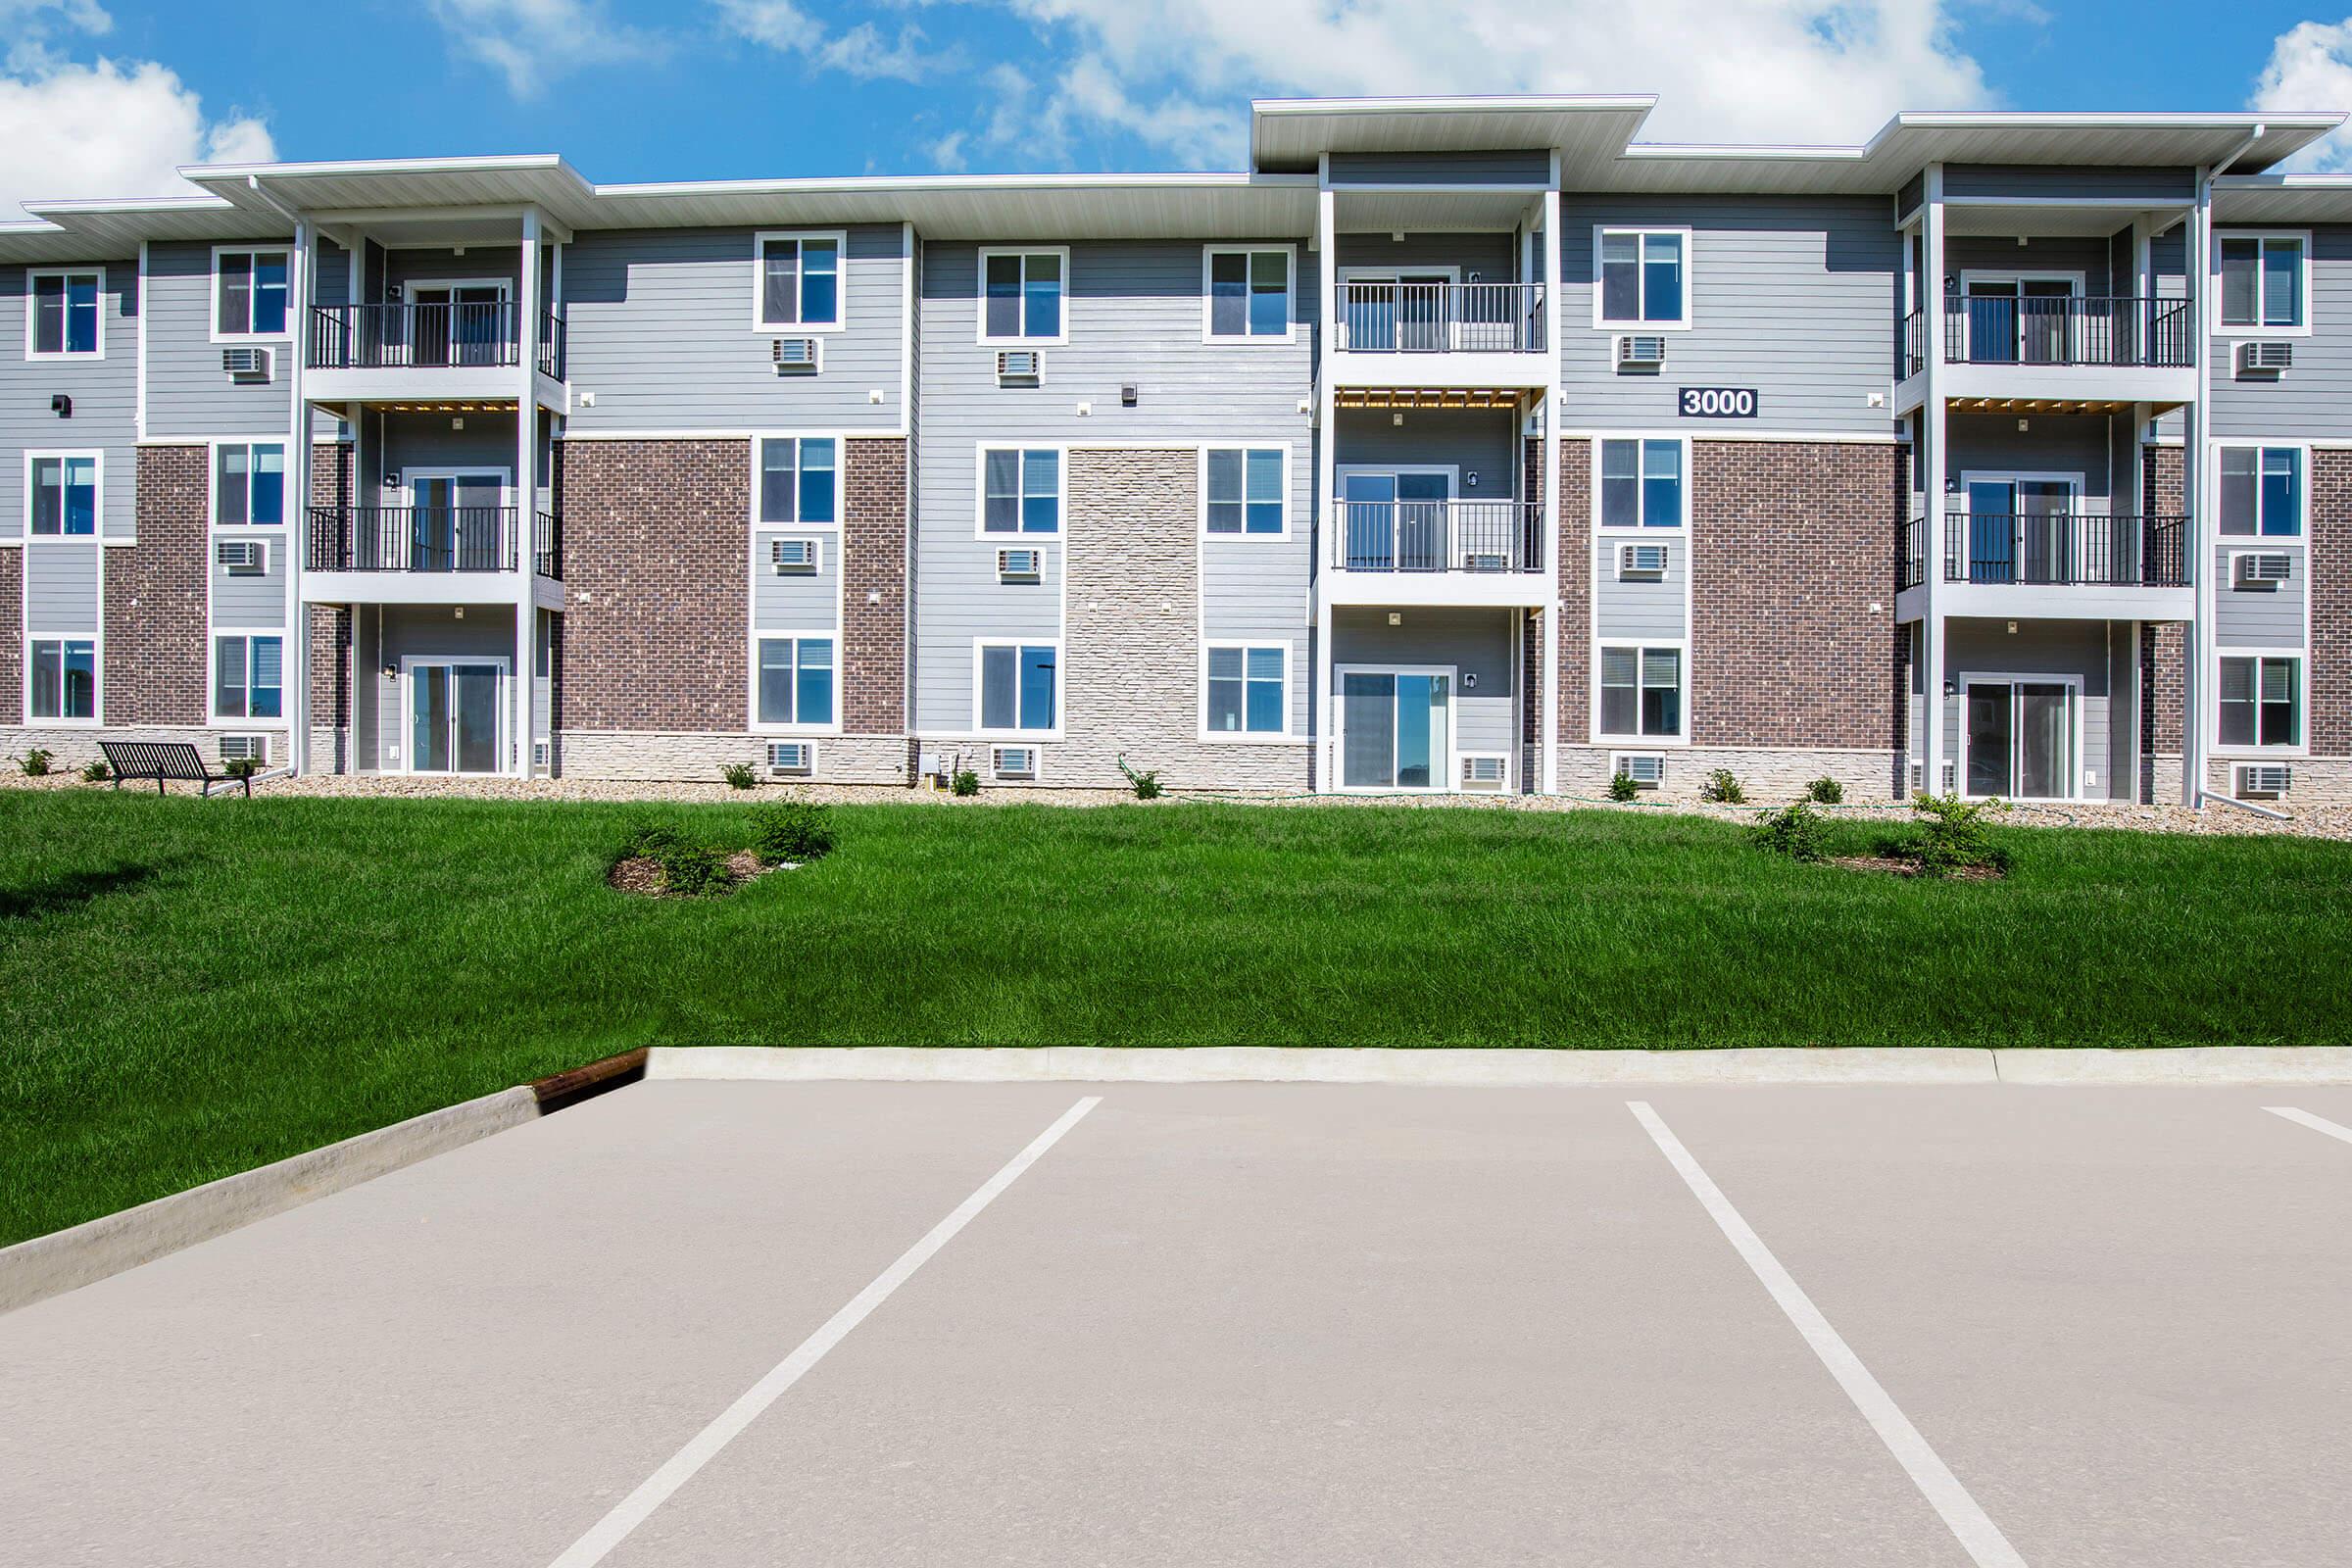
3;790;2348;1244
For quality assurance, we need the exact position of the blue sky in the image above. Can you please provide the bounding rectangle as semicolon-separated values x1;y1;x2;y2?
7;0;2352;220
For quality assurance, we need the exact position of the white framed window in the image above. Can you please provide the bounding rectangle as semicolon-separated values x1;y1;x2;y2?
1202;246;1294;341
756;436;839;524
755;635;837;729
1596;437;1686;529
2217;652;2303;752
27;638;96;722
978;447;1060;535
212;441;286;526
1201;446;1287;536
213;633;284;720
27;451;100;536
26;269;102;359
213;247;291;340
2217;444;2304;538
978;247;1067;345
1597;643;1686;741
2217;231;2309;333
975;640;1059;735
1203;643;1289;737
1594;227;1690;328
753;231;845;331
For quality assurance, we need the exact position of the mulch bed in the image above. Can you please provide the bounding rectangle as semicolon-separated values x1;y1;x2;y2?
607;849;786;898
1830;854;2005;882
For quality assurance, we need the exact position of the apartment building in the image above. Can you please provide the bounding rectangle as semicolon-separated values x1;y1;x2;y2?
3;96;2348;805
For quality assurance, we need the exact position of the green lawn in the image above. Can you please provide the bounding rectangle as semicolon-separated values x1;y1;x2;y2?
3;788;2349;1245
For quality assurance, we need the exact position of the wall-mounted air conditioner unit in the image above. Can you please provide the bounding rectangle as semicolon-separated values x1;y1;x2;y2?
1459;754;1507;791
1618;542;1669;578
768;741;814;777
216;539;266;575
218;734;268;763
996;349;1043;385
2236;762;2290;798
1462;551;1507;572
771;536;819;572
773;336;821;372
1614;753;1665;789
2235;341;2292;377
1615;335;1667;371
2234;551;2291;587
997;547;1043;580
221;346;272;381
991;744;1037;779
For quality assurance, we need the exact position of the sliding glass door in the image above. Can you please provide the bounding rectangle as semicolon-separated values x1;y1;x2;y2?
408;662;504;774
1340;669;1452;790
1963;679;2076;800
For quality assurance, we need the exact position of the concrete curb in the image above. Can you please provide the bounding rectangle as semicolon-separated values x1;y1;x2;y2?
649;1045;2352;1086
0;1086;540;1317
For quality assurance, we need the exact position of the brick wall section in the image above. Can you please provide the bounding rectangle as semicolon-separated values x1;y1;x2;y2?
0;548;18;724
108;445;209;726
2312;450;2350;758
2139;446;2186;762
309;607;350;727
1689;441;1900;750
559;439;747;730
312;440;352;514
841;436;907;735
1554;437;1591;743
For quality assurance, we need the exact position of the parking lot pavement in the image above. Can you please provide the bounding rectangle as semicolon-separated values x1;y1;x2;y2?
5;1081;2351;1567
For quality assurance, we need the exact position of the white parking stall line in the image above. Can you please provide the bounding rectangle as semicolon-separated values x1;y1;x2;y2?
547;1095;1103;1568
1628;1101;2029;1568
2264;1106;2352;1148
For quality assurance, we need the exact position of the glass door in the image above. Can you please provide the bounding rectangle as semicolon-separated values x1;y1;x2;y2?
409;662;504;773
1339;671;1452;790
2020;277;2075;363
408;283;509;367
1965;478;2076;583
1343;272;1451;351
1964;279;2019;363
408;472;508;571
1964;680;2076;800
1965;681;2014;797
1342;473;1397;570
1396;472;1448;571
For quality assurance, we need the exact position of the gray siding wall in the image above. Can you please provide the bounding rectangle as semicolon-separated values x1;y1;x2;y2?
352;603;522;770
211;546;286;625
24;541;99;633
2215;541;2308;644
1328;150;1550;185
1940;618;2118;798
383;245;522;295
2209;224;2352;439
375;411;521;479
145;239;296;440
1944;236;2114;296
1594;541;1688;641
751;539;841;630
1200;537;1309;735
1331;607;1517;761
1335;231;1519;279
911;239;1317;733
1333;408;1517;491
1943;166;2194;202
1558;197;1899;435
0;259;137;540
1944;413;2115;503
563;223;906;433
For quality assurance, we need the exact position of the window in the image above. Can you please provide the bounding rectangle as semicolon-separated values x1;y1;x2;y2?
1598;439;1684;528
757;437;838;524
28;270;100;358
1204;447;1285;535
29;455;97;536
214;442;285;526
2219;655;2301;749
2219;446;2302;537
1205;645;1286;734
757;637;836;727
979;642;1057;732
1205;248;1291;339
980;250;1065;343
2220;234;2306;330
755;233;842;330
28;639;94;720
1599;645;1684;738
1597;229;1687;326
215;635;283;719
216;250;290;337
981;448;1059;534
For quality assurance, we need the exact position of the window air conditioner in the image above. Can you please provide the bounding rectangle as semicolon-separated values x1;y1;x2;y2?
1618;542;1669;578
2235;552;2291;586
771;536;819;572
768;741;814;777
1615;753;1665;788
2236;763;2290;798
991;744;1037;779
1616;335;1667;371
218;734;268;762
217;539;265;574
1460;755;1507;791
996;349;1043;384
773;336;821;372
997;547;1043;580
221;346;272;380
2235;341;2292;376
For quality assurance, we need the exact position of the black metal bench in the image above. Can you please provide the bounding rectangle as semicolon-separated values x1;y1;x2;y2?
96;740;253;798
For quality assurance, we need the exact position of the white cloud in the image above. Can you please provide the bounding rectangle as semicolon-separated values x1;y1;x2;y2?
2253;19;2352;172
973;0;1995;167
929;128;969;170
0;3;273;221
714;0;954;81
424;0;660;96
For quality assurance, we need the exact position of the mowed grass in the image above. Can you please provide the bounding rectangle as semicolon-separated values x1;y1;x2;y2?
3;787;2350;1243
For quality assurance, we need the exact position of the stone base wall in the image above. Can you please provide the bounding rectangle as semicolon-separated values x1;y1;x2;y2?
1554;744;1905;803
1;724;292;774
2204;756;2352;808
554;729;912;785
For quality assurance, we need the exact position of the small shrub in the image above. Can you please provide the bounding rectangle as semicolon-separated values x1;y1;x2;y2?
222;757;263;780
1118;756;1162;800
1905;791;2011;878
80;760;110;783
1605;772;1641;803
1806;775;1844;805
1700;768;1746;805
17;748;54;777
658;842;735;897
720;761;760;791
617;818;684;861
1750;800;1831;862
749;801;834;864
951;768;980;797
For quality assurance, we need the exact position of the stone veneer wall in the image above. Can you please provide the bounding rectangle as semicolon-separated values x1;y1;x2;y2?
1054;447;1306;790
105;445;208;727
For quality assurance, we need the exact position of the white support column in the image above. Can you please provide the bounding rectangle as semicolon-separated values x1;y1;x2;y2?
2181;183;2211;806
1541;183;1563;795
286;220;313;775
1920;165;1948;800
514;209;542;778
1313;171;1338;792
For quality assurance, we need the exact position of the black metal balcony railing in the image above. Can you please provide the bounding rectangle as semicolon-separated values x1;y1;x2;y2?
1900;307;1926;378
1332;499;1544;574
307;506;561;578
1336;282;1546;353
308;302;522;370
1939;295;2193;369
1900;513;1927;588
1941;514;2188;587
536;310;565;380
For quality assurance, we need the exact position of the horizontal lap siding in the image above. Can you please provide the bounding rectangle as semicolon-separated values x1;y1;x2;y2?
1593;546;1685;641
1942;165;2194;202
0;260;137;540
211;549;285;625
1328;150;1551;185
2215;541;2307;644
2210;225;2352;441
1945;413;2117;502
24;543;98;633
1333;408;1517;490
144;239;294;439
1334;232;1518;275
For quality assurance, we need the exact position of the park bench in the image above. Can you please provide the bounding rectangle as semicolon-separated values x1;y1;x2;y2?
96;740;254;799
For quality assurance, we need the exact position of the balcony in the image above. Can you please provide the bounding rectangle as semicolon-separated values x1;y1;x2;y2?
305;303;566;401
1323;499;1547;607
1330;282;1548;391
303;506;562;602
1899;294;2194;412
1903;512;2191;618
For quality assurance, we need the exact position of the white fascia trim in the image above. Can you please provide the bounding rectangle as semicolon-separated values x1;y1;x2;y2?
750;229;849;334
